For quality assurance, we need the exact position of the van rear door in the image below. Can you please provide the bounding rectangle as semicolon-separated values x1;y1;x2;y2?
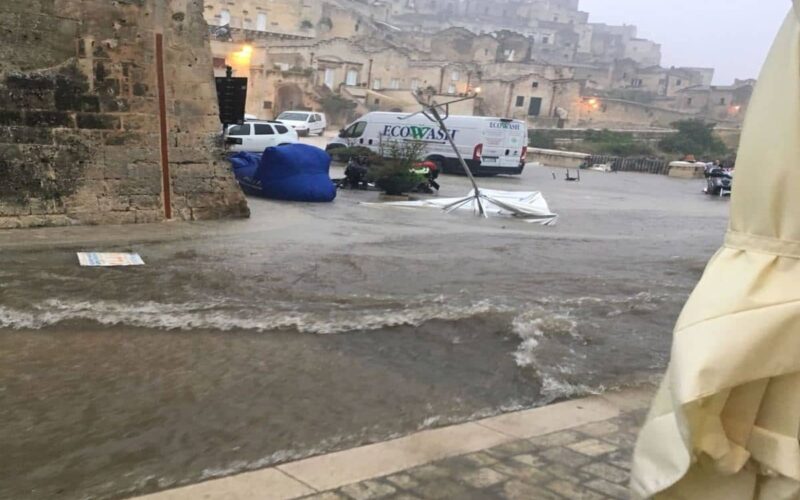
479;120;527;168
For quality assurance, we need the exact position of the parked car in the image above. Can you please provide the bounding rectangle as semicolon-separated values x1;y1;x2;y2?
276;111;327;137
224;120;299;153
326;112;528;176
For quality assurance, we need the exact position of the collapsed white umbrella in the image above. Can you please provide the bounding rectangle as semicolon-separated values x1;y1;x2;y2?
376;189;558;225
387;92;558;224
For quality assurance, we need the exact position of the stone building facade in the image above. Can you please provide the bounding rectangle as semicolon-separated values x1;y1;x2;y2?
204;0;753;130
0;0;249;228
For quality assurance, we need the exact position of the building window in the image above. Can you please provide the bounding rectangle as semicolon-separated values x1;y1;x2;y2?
515;96;525;107
373;79;382;90
263;101;273;109
532;82;539;89
324;68;335;89
447;83;456;94
451;71;460;82
390;78;400;89
631;79;643;88
676;79;683;86
410;79;420;91
719;97;726;105
346;69;359;86
542;36;549;44
213;57;227;69
528;97;543;116
256;13;268;31
219;9;231;26
687;98;693;106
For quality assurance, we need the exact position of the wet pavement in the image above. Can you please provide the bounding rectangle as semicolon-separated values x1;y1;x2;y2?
0;150;729;499
302;401;648;500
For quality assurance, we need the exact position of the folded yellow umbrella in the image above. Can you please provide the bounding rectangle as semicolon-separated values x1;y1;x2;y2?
631;3;800;499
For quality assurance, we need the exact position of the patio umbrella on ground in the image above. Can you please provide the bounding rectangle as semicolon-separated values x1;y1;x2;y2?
631;3;800;498
382;92;558;225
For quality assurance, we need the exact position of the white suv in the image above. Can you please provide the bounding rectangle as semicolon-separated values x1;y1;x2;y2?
224;120;299;153
276;111;327;137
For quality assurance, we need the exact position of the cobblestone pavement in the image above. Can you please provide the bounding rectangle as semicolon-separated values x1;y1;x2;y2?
300;409;647;500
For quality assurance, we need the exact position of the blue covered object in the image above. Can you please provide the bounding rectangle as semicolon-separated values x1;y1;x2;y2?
229;145;336;203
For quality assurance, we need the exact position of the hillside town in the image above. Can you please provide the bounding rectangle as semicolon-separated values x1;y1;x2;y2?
205;0;755;128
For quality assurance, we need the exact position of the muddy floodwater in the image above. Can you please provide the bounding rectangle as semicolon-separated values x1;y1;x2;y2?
0;163;729;499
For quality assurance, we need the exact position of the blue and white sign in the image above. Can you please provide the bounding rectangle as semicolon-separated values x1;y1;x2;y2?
77;253;145;267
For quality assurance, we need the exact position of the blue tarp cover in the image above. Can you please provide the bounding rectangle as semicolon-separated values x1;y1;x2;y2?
229;144;336;203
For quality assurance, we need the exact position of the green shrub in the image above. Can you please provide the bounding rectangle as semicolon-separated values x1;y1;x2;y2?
659;120;728;158
582;129;654;157
368;140;425;195
329;146;377;163
369;165;424;195
528;130;557;149
320;94;357;124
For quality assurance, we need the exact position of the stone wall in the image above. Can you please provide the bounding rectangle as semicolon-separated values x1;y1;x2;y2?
0;0;249;228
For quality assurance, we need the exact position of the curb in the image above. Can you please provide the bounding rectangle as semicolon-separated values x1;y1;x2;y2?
134;386;653;500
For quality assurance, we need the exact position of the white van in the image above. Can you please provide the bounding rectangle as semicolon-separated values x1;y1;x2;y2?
326;112;528;175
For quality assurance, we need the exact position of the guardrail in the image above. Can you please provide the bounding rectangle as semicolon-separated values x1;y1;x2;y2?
584;155;670;175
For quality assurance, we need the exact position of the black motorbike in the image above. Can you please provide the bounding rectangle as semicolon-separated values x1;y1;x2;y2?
335;155;371;190
704;167;733;197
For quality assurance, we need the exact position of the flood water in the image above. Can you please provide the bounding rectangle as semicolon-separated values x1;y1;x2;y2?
0;165;729;499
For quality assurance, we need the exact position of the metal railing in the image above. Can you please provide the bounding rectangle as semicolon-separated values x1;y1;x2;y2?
584;155;670;175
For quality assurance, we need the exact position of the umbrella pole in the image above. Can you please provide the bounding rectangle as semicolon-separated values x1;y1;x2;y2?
427;106;487;217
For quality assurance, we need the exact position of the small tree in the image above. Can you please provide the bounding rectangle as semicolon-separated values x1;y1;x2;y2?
659;120;728;159
368;141;426;195
319;94;357;125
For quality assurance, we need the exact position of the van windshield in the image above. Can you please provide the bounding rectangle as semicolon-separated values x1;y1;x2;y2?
342;121;367;138
278;112;309;121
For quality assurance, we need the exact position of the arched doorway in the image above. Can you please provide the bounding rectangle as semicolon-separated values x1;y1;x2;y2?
275;84;306;116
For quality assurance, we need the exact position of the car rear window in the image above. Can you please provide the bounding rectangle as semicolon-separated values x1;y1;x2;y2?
228;124;250;136
254;124;275;135
278;112;309;121
275;125;289;134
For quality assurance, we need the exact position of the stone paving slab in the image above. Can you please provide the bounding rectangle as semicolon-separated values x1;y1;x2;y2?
133;387;654;500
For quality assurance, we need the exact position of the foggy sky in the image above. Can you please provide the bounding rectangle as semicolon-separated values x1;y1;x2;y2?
579;0;789;84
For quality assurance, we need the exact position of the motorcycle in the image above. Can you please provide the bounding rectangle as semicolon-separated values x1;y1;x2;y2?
410;160;441;194
704;167;733;197
336;155;371;190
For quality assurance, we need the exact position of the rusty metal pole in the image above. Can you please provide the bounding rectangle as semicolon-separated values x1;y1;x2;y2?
155;34;173;220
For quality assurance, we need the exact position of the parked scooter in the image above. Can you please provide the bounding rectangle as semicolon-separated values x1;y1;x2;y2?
411;160;441;193
704;166;733;196
336;155;371;190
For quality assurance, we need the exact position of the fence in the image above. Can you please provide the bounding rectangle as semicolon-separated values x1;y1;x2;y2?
584;155;670;175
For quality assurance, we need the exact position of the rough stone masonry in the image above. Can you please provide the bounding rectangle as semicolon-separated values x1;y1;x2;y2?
0;0;249;228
